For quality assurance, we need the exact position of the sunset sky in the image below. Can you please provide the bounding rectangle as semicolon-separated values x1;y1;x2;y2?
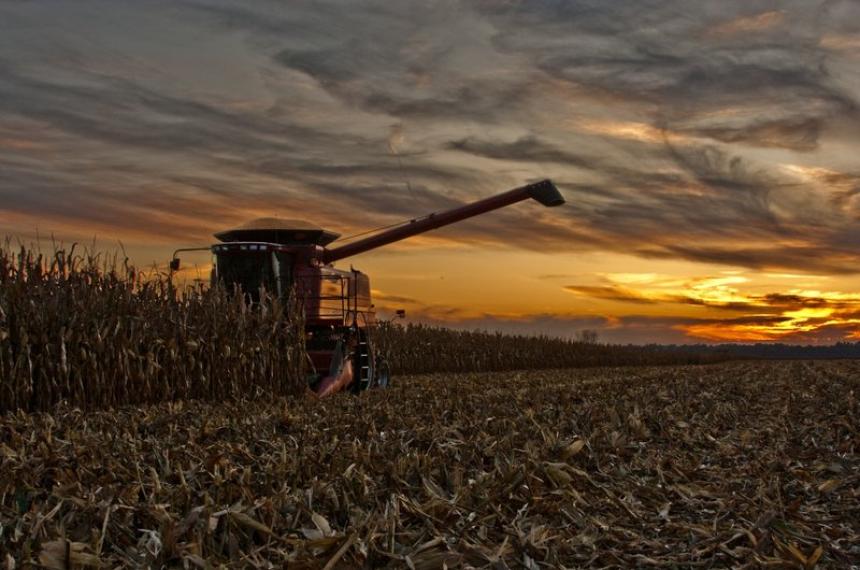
2;1;859;344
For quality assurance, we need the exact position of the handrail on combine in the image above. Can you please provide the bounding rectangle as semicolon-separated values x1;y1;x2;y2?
299;273;371;325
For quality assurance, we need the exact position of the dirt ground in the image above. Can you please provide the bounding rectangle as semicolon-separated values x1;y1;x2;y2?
2;361;858;568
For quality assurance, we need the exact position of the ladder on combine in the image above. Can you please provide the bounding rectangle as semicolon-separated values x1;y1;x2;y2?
354;330;372;392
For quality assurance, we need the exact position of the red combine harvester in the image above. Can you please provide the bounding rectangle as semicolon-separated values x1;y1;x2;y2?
171;179;564;397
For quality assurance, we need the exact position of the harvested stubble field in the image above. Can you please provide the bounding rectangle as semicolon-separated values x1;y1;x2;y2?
2;361;858;568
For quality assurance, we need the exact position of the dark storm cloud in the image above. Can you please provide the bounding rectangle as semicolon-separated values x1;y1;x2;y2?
690;118;822;152
446;136;596;169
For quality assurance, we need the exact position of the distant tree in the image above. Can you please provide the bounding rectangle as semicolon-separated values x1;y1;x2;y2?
576;329;599;344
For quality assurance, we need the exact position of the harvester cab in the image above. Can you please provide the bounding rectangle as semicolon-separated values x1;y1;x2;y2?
173;179;564;397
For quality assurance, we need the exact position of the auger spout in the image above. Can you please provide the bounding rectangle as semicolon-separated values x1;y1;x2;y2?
323;179;563;263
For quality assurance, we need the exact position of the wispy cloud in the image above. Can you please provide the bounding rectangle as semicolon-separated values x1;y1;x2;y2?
0;0;858;342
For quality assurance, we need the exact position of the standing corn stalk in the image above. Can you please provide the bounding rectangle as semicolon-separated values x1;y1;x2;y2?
0;245;305;413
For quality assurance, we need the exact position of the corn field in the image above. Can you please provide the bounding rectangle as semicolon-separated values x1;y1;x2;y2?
0;246;305;413
375;321;720;375
1;245;726;413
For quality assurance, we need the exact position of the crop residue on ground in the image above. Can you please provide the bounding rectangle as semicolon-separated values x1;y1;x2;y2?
2;361;858;568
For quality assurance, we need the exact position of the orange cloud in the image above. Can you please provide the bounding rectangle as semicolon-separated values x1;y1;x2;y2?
575;119;691;145
0;137;47;151
565;272;860;342
681;310;860;343
820;34;860;52
706;11;785;37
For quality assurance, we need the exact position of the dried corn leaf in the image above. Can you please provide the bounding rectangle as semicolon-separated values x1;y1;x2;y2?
39;541;102;569
561;439;586;460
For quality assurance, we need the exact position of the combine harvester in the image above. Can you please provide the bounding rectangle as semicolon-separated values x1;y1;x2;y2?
171;180;564;396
